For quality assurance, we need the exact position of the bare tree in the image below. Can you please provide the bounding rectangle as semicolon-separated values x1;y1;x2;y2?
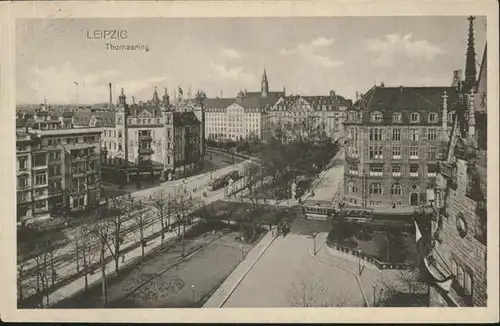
151;190;171;244
32;242;51;307
376;267;428;307
17;249;27;302
105;196;131;277
284;276;349;307
74;223;97;292
170;185;196;258
86;216;110;307
133;201;149;257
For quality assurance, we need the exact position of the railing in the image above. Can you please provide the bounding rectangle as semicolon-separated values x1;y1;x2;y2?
325;240;411;270
438;162;454;180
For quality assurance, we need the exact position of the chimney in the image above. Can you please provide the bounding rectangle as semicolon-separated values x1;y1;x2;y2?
399;86;403;92
108;83;113;111
380;82;385;87
355;91;359;100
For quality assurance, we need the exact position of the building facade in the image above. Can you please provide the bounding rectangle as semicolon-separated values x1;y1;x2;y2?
204;69;284;142
342;85;458;208
16;110;103;224
424;17;487;307
95;85;204;182
268;91;351;143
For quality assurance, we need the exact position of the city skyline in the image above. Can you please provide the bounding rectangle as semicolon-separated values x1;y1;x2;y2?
16;16;486;105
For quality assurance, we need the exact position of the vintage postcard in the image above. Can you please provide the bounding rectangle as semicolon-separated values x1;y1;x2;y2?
0;0;498;323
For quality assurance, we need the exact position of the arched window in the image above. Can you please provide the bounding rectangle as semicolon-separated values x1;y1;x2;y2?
369;183;383;195
391;184;402;195
371;111;383;122
348;181;358;193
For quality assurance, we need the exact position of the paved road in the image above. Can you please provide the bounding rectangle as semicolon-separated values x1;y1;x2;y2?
304;149;344;203
18;159;255;301
221;232;366;307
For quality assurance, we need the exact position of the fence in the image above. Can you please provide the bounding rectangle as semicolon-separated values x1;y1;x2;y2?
325;240;411;271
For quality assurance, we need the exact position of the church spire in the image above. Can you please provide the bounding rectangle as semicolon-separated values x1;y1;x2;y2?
261;68;269;97
464;16;477;92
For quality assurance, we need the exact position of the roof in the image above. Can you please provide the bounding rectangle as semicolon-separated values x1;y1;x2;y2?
172;111;201;126
128;103;164;117
354;86;459;112
274;94;351;112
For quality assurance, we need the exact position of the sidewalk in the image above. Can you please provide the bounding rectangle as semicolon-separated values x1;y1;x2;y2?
202;229;276;308
45;221;199;306
310;232;402;307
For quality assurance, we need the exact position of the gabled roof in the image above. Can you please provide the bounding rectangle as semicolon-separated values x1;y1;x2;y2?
172;111;201;126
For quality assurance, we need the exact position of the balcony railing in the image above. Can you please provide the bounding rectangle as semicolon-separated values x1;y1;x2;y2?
410;172;419;177
392;172;401;177
17;192;32;203
32;164;48;170
438;162;454;180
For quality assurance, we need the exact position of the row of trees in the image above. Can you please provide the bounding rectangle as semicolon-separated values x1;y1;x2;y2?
18;186;199;308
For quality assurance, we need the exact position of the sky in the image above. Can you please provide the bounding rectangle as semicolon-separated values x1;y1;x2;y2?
16;16;487;105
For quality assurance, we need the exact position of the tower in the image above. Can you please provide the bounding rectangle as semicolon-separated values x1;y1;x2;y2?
261;68;269;98
118;87;126;107
152;86;160;106
464;16;477;93
108;83;113;111
162;87;170;107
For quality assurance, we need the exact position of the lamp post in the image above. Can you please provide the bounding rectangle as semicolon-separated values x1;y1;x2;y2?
191;284;195;303
357;249;362;275
373;283;377;307
312;232;318;256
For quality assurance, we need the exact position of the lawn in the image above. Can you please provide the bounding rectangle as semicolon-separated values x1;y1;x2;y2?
327;220;417;265
51;221;265;308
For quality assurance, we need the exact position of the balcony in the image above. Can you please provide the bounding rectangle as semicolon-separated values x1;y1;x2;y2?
427;172;437;178
138;147;154;155
17;167;29;175
438;162;454;180
17;192;32;203
409;172;419;178
392;172;401;177
33;190;49;201
32;182;48;189
32;164;48;171
139;134;153;141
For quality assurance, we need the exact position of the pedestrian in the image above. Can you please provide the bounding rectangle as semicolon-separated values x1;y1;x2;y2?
392;203;396;209
121;253;125;263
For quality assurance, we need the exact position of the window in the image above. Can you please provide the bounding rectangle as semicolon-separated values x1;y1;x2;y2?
428;147;436;160
33;153;46;166
427;128;437;141
18;158;27;170
391;184;402;195
118;143;122;151
369;128;383;141
410;146;419;159
49;165;61;176
427;164;437;177
369;166;383;177
392;128;401;141
410;129;419;141
410;112;420;123
392;113;402;123
371;112;383;122
156;119;160;124
392;147;401;159
35;201;46;210
18;176;28;188
410;165;419;177
392;165;401;177
148;119;151;124
35;173;47;185
369;145;383;160
369;183;383;195
113;130;116;138
348;181;358;193
118;131;122;138
429;113;438;123
349;165;358;175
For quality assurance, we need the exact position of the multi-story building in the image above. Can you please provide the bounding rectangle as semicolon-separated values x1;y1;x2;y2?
16;109;103;224
268;91;352;143
342;84;459;208
204;69;284;142
422;17;488;307
80;84;204;183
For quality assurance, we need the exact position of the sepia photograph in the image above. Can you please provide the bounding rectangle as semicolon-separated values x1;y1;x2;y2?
1;0;498;323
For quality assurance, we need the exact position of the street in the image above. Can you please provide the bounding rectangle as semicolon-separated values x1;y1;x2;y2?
17;158;254;303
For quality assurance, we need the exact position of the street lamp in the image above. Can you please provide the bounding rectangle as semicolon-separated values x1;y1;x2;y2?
191;284;196;302
312;232;318;256
373;283;377;307
357;249;363;275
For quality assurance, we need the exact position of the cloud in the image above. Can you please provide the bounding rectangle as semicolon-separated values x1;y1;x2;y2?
364;33;445;66
219;48;244;59
210;63;256;84
26;62;168;104
278;48;296;56
278;37;344;68
310;37;333;47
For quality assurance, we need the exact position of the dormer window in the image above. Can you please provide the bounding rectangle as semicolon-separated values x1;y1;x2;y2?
371;111;383;122
392;113;402;123
428;113;438;123
410;112;420;123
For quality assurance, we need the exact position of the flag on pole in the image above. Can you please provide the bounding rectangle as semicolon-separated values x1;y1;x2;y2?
179;87;184;98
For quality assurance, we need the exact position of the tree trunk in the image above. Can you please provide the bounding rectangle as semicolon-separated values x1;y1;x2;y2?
100;245;107;307
160;215;165;244
181;222;186;257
